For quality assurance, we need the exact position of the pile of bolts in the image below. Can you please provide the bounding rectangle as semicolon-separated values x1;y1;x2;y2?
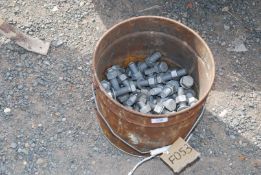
100;52;198;114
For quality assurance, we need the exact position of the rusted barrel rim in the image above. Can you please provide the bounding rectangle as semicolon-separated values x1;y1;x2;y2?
93;16;215;118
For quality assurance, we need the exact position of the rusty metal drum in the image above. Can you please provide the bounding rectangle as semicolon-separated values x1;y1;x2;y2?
92;16;215;156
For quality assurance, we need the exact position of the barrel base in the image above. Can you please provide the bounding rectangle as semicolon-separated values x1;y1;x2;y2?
96;110;149;157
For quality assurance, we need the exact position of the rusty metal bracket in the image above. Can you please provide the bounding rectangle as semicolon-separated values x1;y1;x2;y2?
92;84;205;156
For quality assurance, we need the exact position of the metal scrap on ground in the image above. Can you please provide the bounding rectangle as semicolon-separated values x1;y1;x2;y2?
0;17;50;55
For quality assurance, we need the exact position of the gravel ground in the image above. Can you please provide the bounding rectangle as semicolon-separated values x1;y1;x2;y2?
0;0;260;174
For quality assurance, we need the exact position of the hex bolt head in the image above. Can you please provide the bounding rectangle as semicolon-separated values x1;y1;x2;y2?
153;102;164;114
163;99;176;111
118;73;130;87
125;94;138;106
180;75;194;89
145;52;161;66
157;62;168;72
148;77;157;86
100;80;111;91
118;74;127;82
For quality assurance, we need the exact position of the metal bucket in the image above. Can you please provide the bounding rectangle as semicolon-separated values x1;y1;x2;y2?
92;16;215;156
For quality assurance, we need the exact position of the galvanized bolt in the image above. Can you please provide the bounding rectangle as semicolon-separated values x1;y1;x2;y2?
176;87;189;111
118;73;129;87
161;68;187;82
145;52;161;66
160;80;179;98
186;92;198;106
144;61;168;75
180;75;194;89
128;62;143;80
163;99;176;112
112;81;136;97
117;94;130;103
111;65;126;75
149;85;164;96
153;102;164;114
138;88;150;96
137;61;148;72
106;67;120;90
136;77;157;88
100;80;111;91
124;94;138;106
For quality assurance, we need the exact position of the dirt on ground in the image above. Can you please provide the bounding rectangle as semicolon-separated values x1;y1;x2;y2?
0;0;260;175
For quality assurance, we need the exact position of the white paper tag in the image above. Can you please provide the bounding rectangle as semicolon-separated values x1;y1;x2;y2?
151;117;168;123
160;137;200;173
